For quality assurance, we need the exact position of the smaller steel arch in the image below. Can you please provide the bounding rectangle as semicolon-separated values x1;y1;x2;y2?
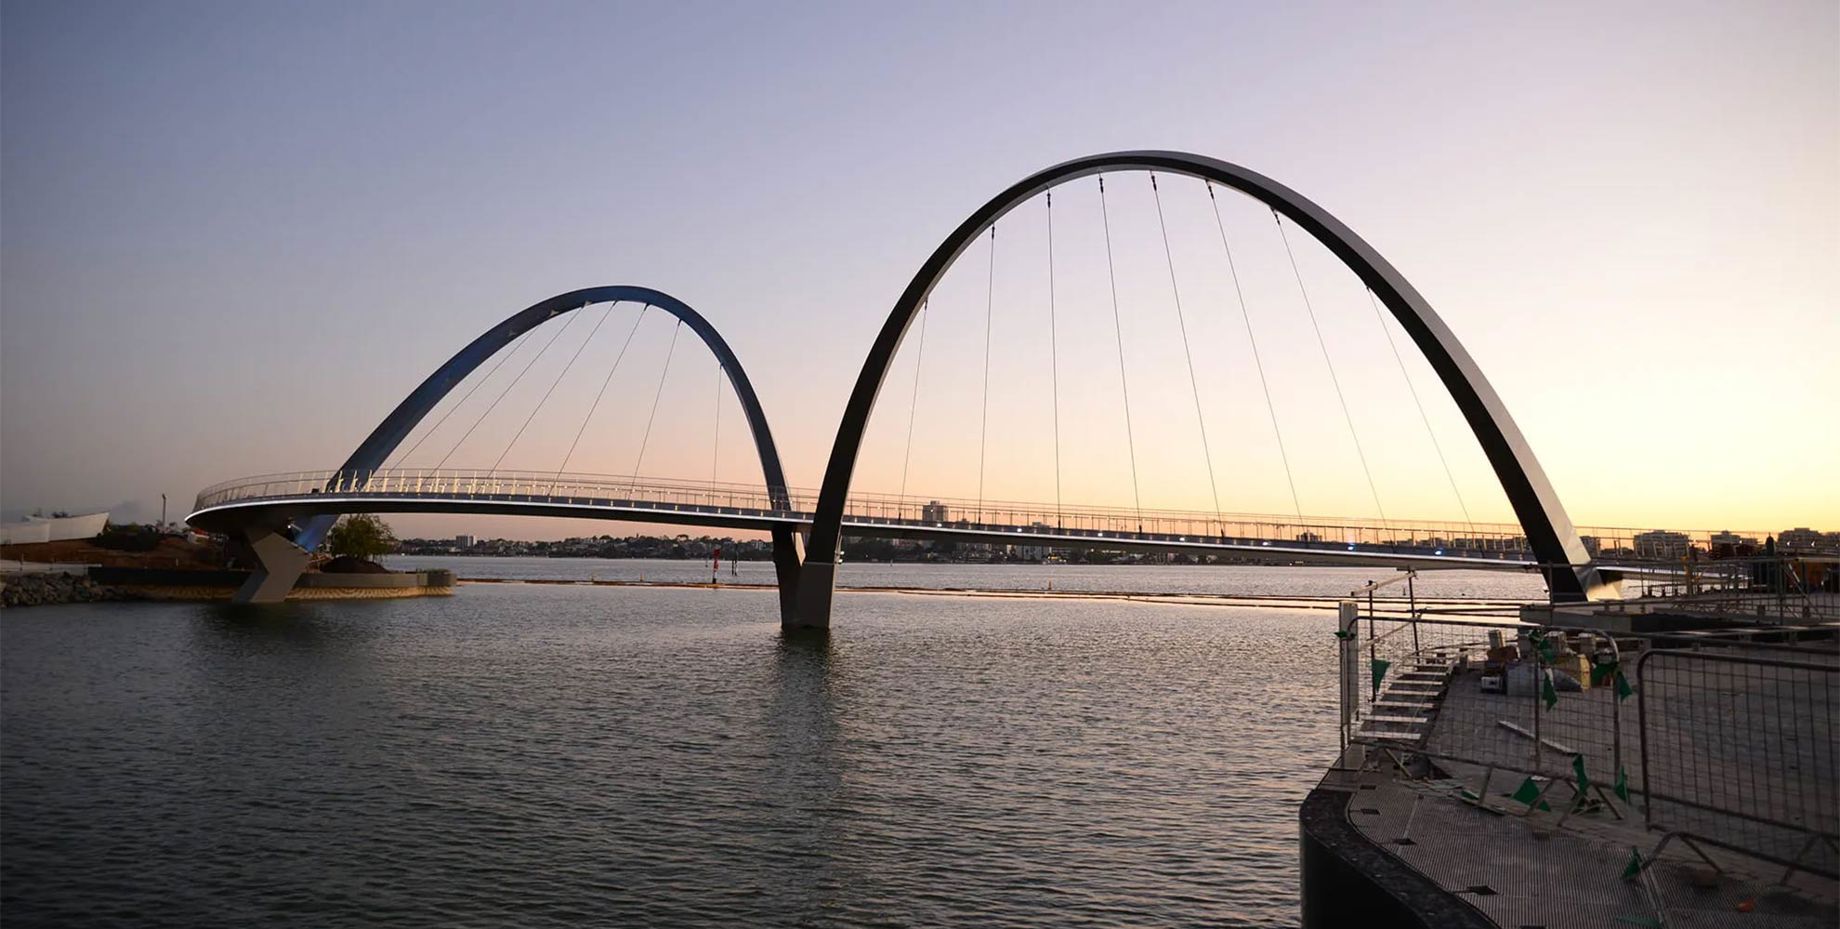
256;285;802;618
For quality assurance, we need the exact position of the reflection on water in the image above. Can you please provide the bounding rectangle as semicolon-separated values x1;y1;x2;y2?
4;581;1347;927
386;555;1553;600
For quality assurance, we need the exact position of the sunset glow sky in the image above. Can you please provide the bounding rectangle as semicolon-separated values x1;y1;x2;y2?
3;1;1835;540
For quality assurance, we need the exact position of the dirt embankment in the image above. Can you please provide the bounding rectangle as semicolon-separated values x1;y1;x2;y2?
0;537;224;569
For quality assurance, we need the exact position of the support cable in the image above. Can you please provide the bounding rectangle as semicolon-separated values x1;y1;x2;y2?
974;224;996;524
555;304;648;481
1045;191;1063;527
489;301;613;475
388;327;535;470
1150;173;1224;535
434;308;585;471
710;363;724;489
1273;210;1390;532
1207;182;1303;521
630;319;684;489
897;301;929;509
1098;176;1145;531
1366;287;1475;536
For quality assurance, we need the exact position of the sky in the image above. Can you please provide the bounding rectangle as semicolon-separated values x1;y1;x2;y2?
3;0;1835;541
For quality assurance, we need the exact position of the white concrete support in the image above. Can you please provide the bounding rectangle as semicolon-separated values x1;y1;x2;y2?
233;527;309;603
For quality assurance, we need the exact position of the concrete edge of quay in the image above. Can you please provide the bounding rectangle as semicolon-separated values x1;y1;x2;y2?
1298;771;1495;929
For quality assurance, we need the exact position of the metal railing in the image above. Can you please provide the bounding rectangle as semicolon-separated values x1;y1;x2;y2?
191;469;804;518
1618;556;1840;622
1338;592;1840;879
190;468;1772;562
1638;649;1839;879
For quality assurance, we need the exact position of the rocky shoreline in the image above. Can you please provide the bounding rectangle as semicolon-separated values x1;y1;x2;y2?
1;566;458;608
1;572;139;608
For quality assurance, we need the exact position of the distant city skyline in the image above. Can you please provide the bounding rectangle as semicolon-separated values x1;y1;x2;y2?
3;1;1835;540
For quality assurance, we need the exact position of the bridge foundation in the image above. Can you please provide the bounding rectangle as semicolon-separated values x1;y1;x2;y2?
771;527;808;630
232;527;310;603
789;560;836;631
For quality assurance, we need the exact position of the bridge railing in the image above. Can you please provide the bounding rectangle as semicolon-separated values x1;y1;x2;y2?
189;468;1789;565
192;468;1551;553
192;469;802;516
831;487;1543;553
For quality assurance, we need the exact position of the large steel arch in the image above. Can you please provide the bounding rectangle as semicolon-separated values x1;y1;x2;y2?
794;151;1609;628
243;285;804;619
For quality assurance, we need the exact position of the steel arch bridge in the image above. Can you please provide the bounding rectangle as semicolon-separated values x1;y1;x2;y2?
791;150;1610;627
188;151;1615;630
202;284;807;621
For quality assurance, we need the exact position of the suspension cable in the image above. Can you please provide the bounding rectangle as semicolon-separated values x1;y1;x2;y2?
630;318;683;488
1045;191;1063;527
1098;176;1145;530
1366;287;1475;535
489;301;612;474
389;326;536;470
975;224;996;524
710;362;724;488
1273;210;1390;531
1150;173;1224;534
1207;182;1302;520
434;308;585;470
897;301;929;507
555;304;647;480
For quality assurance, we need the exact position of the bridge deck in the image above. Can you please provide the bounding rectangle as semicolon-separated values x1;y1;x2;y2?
184;469;1720;573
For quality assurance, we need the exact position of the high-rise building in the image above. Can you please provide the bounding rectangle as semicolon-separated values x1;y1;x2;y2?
1778;527;1827;551
1633;530;1691;560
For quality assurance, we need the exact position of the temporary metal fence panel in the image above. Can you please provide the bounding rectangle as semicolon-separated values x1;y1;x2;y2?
1637;648;1839;879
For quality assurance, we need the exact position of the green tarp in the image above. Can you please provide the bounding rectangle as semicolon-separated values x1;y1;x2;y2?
1509;776;1551;811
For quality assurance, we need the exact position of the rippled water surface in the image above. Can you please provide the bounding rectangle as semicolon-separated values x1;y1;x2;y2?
4;575;1414;926
387;555;1551;600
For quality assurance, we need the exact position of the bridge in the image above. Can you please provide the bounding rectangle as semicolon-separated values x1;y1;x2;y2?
190;468;1580;564
190;150;1643;630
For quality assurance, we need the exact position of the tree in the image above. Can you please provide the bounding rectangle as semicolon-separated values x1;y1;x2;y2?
326;514;397;560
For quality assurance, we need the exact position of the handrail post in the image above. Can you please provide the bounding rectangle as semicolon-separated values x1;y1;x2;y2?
1531;634;1544;775
1339;600;1358;753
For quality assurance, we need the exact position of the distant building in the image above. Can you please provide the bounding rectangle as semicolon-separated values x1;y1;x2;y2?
1633;530;1691;560
1579;535;1603;557
1708;530;1758;547
1706;530;1761;558
1777;527;1827;552
921;501;949;523
1012;522;1053;561
454;534;475;549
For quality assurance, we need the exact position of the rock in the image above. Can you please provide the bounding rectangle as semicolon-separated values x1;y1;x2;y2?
0;571;135;609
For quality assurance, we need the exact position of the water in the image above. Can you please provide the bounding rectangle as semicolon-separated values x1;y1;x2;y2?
1;568;1541;927
385;555;1550;600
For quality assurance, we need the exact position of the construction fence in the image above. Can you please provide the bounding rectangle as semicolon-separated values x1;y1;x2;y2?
1335;585;1838;880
